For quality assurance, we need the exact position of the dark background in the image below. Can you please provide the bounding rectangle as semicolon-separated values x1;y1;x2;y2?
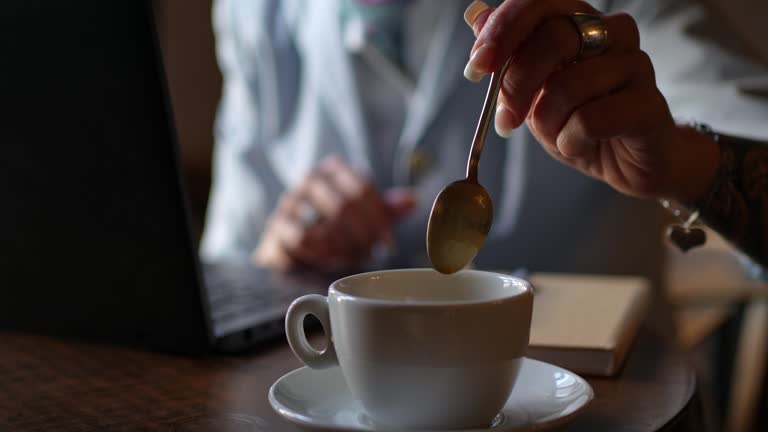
155;0;220;242
0;0;213;353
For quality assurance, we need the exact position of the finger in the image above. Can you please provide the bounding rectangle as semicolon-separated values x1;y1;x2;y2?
273;189;301;219
528;50;655;146
262;217;316;268
556;83;671;159
275;211;361;271
298;172;339;222
466;0;597;78
318;158;374;252
385;188;417;220
319;157;391;246
356;182;394;243
274;183;346;264
494;13;640;134
251;231;296;271
261;193;309;269
464;1;494;37
286;159;359;256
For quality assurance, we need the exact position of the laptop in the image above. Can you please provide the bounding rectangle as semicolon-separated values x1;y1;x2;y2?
0;0;330;354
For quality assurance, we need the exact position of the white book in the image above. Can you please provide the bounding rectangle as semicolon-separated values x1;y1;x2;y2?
525;273;651;377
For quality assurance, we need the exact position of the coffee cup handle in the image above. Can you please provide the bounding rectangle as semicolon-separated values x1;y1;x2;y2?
285;294;338;369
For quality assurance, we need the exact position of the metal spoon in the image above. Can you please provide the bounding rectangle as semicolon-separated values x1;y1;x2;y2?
427;60;511;274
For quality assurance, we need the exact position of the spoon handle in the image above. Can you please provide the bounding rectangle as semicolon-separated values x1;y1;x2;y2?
466;59;512;181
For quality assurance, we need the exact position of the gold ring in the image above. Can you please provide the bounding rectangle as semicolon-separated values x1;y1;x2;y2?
570;13;608;60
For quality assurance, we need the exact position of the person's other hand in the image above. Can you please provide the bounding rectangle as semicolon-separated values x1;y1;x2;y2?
253;156;416;273
463;0;719;204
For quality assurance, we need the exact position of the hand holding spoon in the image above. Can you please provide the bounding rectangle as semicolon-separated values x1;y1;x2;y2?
427;60;511;274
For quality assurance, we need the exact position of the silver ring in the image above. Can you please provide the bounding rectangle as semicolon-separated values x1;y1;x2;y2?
569;13;608;60
297;202;321;227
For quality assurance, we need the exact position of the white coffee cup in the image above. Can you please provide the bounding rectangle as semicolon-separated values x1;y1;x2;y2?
285;268;533;430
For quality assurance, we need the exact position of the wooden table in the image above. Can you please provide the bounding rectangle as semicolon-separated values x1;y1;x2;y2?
0;327;701;432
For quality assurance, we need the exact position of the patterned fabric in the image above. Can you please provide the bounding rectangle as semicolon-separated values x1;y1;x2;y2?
340;0;409;64
696;134;768;271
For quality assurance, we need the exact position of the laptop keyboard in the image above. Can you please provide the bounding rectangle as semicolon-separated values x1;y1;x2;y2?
202;261;331;336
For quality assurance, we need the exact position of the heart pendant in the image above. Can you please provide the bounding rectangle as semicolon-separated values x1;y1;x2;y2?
666;225;707;252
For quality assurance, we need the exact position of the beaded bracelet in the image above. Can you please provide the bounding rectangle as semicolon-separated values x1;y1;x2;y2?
659;122;721;252
659;198;706;251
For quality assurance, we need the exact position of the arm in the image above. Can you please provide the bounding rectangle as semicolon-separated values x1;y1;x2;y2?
620;0;768;269
694;133;768;269
461;0;768;271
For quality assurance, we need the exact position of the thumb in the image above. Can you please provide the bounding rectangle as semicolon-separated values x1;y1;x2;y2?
384;188;417;220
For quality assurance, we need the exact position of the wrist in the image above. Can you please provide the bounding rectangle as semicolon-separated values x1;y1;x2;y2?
664;124;721;205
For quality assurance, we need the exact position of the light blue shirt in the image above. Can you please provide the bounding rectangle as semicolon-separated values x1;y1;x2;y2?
202;0;768;286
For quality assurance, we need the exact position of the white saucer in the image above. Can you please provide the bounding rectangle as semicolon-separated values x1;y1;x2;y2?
268;358;593;431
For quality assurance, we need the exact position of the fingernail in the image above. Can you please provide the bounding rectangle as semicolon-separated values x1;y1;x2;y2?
495;104;515;138
463;59;485;82
464;1;490;28
463;44;492;82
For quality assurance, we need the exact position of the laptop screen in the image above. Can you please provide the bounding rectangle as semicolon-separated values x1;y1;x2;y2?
0;1;212;353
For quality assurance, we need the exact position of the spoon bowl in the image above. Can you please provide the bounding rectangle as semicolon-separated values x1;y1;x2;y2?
427;179;493;274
